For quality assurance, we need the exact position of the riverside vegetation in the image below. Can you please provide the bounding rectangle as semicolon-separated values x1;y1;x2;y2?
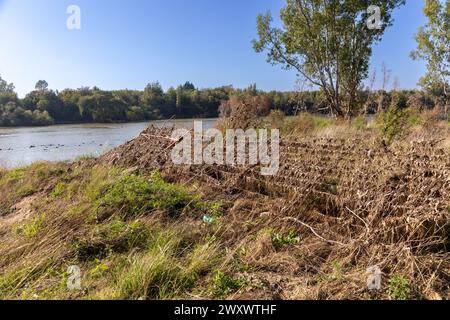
0;106;448;300
0;0;449;300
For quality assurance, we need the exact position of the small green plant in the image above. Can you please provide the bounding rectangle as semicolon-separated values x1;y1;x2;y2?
212;270;246;297
14;214;46;240
197;200;224;219
51;183;66;198
388;274;411;300
313;116;331;130
0;262;52;297
331;261;343;280
90;259;110;278
17;183;37;197
6;168;26;182
376;103;411;144
272;230;300;250
407;110;424;126
352;116;368;131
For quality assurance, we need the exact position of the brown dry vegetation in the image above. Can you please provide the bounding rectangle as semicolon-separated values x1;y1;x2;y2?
0;112;449;300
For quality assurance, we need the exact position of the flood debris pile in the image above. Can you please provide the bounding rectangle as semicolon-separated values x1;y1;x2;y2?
100;125;449;299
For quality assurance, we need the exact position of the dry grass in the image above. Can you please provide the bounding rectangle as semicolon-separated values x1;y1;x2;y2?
100;114;449;300
0;113;449;300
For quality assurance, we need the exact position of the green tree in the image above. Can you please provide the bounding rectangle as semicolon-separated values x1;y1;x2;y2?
142;82;165;117
78;91;127;122
411;0;449;104
0;75;15;93
35;80;49;91
181;81;195;91
23;90;62;120
253;0;405;117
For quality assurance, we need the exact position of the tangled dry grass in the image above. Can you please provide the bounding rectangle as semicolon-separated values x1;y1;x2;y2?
100;119;450;300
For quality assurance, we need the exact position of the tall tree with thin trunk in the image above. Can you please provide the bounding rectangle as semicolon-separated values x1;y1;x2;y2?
411;0;449;110
253;0;405;117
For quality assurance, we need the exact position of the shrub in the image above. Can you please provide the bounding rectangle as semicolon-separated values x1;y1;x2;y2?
268;109;285;128
376;103;411;144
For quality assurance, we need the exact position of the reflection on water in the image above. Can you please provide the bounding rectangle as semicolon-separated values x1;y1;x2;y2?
0;119;217;168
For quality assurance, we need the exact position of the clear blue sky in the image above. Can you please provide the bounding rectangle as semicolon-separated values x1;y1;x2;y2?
0;0;427;97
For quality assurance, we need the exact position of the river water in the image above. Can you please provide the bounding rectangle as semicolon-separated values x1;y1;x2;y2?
0;119;217;168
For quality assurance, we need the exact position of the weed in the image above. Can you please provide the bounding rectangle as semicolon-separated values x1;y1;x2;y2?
407;111;424;126
184;241;220;281
0;260;53;298
283;113;332;135
197;200;224;219
331;261;343;280
352;116;368;131
51;183;66;198
291;112;315;135
272;230;300;250
90;259;110;278
14;214;46;240
212;270;246;297
388;274;411;300
17;183;38;197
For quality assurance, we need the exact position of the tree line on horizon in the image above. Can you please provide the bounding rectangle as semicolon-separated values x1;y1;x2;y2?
0;79;231;126
0;75;447;127
0;78;315;126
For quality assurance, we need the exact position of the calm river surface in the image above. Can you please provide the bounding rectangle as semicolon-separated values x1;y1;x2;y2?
0;119;217;168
